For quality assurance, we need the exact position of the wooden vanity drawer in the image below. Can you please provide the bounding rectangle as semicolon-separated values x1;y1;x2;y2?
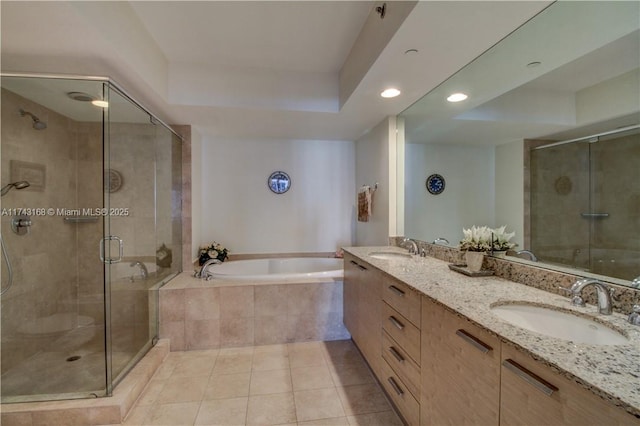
382;277;421;327
382;330;420;399
382;302;420;365
380;357;420;426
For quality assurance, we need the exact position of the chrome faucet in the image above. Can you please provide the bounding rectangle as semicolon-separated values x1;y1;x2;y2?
401;238;418;255
194;258;221;280
628;305;640;326
515;250;538;262
631;276;640;289
565;278;613;315
130;261;148;281
433;237;450;246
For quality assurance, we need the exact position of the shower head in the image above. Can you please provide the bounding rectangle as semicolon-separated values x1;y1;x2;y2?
19;109;47;130
1;181;31;197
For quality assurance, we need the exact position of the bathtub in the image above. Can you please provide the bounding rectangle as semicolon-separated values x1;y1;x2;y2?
206;257;344;281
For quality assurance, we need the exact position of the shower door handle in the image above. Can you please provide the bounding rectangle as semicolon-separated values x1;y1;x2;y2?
100;236;123;264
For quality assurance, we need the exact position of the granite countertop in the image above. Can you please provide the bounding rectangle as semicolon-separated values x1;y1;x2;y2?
343;246;640;417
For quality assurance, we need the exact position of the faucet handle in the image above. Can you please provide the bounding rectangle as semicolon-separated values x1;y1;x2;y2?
571;295;586;307
628;305;640;326
558;286;585;306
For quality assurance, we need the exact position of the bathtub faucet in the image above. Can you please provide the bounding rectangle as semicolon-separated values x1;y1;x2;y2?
130;261;148;281
194;258;221;280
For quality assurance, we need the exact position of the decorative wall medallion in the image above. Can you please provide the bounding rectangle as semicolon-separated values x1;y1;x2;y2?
554;175;572;195
426;173;445;195
105;169;123;193
268;171;291;194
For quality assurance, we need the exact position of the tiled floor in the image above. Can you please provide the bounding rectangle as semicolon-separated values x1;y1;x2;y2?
123;340;402;426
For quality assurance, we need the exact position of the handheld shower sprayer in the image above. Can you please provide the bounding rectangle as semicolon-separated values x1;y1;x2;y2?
19;109;47;130
1;181;31;197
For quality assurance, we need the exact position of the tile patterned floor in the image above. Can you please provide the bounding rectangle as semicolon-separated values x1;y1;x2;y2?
123;340;402;426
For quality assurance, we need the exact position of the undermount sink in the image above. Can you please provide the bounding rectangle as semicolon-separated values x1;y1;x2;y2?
368;251;412;260
491;303;629;345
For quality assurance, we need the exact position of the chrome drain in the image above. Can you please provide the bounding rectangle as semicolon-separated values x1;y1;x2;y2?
66;355;81;362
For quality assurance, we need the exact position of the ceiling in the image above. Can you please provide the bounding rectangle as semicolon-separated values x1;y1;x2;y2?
401;1;640;146
1;1;553;142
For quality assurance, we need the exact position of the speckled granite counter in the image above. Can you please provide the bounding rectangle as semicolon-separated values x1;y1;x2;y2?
344;246;640;417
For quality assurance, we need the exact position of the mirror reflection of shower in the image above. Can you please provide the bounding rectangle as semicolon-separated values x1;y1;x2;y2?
19;108;47;130
0;181;30;197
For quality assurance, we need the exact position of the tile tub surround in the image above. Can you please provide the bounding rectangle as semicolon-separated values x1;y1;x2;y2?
1;340;169;426
344;246;640;418
389;236;640;314
159;272;349;350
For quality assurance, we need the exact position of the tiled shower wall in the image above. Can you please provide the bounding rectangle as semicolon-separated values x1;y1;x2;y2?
0;88;102;373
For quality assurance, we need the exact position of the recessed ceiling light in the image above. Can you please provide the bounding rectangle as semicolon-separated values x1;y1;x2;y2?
447;92;468;102
67;92;95;102
91;100;109;108
381;88;401;98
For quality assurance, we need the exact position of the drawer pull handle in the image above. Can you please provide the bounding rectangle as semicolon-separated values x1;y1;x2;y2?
388;316;405;330
357;264;368;271
388;285;405;297
502;359;558;397
455;329;492;354
388;346;405;363
387;377;404;396
349;260;358;265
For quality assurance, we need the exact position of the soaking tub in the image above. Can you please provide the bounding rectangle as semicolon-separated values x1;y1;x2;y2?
206;257;344;281
160;256;350;349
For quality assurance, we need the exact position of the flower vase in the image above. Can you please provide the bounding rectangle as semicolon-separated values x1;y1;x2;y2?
465;251;485;272
492;250;507;258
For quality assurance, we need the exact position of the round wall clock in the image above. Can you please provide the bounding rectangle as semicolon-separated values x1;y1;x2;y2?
268;171;291;194
426;173;445;195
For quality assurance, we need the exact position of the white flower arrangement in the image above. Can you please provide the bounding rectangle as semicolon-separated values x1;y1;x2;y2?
198;242;229;265
460;225;515;252
491;225;516;251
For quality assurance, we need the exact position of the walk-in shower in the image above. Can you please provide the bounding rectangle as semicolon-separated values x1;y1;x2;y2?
0;74;183;403
530;125;640;282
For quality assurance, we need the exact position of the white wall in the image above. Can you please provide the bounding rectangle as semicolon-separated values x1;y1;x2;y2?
355;117;395;246
495;140;524;249
576;68;640;125
199;138;355;254
404;143;495;245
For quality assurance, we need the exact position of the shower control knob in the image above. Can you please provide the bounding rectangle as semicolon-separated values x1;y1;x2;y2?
11;214;32;235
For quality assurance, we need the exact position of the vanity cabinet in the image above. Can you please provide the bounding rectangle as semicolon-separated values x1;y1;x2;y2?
343;253;383;376
500;344;640;426
421;297;501;426
380;277;422;425
344;251;640;426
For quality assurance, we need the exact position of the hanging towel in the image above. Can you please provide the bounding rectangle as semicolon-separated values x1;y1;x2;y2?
358;186;372;222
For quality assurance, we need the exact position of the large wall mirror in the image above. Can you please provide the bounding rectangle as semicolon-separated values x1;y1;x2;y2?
398;1;639;288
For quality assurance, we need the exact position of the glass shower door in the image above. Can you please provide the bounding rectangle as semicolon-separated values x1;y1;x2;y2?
103;85;159;389
530;127;640;282
0;76;107;402
587;128;640;281
530;141;591;270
